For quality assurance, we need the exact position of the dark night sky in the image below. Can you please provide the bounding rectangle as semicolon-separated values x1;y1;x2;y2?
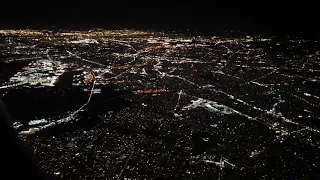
0;2;318;35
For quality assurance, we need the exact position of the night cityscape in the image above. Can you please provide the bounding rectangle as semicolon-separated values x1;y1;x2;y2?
1;5;320;180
